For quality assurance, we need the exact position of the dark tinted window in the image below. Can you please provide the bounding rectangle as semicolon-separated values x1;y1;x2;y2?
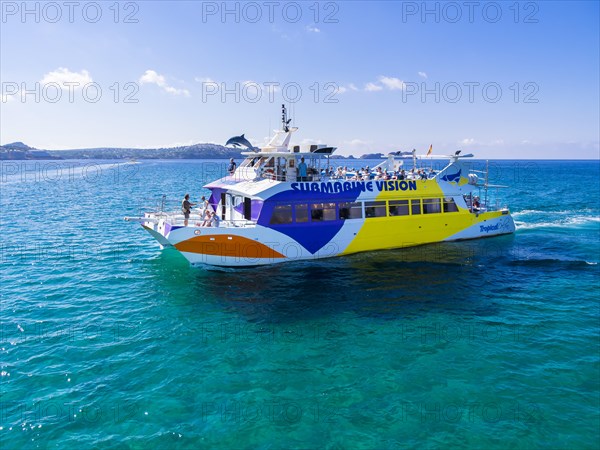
270;204;293;224
411;199;421;215
339;202;362;219
423;198;441;214
389;200;409;216
443;197;459;213
365;201;387;218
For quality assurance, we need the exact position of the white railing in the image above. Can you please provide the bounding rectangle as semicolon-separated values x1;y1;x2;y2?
136;210;256;229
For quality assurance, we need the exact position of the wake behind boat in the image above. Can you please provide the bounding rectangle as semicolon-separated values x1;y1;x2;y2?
125;106;516;267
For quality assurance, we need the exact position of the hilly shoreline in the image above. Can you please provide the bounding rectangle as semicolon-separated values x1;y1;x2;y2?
0;141;361;160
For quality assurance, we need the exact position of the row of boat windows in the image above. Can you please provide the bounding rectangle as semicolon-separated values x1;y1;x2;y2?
269;198;460;224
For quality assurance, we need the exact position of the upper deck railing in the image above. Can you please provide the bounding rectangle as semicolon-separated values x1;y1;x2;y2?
253;166;439;183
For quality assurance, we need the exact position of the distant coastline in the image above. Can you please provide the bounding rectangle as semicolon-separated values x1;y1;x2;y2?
0;141;362;160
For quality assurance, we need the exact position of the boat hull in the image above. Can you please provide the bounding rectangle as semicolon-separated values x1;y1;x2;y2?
141;210;515;267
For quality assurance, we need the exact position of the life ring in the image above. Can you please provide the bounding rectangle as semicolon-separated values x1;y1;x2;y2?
265;168;275;179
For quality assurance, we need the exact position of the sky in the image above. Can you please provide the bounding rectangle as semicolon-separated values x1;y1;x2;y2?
1;1;599;158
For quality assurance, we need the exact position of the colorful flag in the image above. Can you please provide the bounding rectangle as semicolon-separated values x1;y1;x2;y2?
427;144;432;156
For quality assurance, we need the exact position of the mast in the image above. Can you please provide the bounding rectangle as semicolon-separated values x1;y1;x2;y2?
282;104;289;132
484;160;489;208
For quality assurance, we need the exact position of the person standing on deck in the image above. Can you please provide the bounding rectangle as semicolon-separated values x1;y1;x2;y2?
198;195;211;216
181;194;195;227
228;158;237;175
298;157;308;181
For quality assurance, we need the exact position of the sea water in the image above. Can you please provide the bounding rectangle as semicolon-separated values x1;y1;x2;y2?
1;159;598;449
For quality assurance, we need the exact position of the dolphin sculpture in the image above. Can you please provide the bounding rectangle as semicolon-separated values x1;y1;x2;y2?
225;134;258;151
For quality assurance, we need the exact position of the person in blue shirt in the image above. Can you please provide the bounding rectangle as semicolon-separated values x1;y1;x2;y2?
228;158;237;175
298;157;308;181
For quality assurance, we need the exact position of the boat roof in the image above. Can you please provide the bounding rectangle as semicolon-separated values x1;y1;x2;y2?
204;175;283;197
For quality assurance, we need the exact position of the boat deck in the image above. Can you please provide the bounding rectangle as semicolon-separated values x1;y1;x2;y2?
141;211;257;229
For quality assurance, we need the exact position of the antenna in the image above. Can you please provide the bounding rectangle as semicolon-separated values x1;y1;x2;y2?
281;104;288;131
484;159;489;208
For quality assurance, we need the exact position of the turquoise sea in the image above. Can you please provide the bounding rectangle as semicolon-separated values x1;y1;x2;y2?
1;159;599;449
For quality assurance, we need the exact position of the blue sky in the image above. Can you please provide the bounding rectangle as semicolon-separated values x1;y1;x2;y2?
1;1;599;158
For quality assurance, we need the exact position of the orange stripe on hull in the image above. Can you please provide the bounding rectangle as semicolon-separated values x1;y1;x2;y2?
175;235;286;259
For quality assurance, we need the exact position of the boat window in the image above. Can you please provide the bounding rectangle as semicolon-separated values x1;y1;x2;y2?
323;203;336;221
423;198;441;214
295;203;308;222
244;197;252;220
389;200;409;216
411;199;421;215
443;197;459;213
365;201;387;218
270;204;293;224
311;203;336;221
339;202;362;220
310;204;323;221
220;192;226;219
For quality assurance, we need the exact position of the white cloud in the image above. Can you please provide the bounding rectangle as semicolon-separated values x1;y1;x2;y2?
336;83;360;94
140;69;166;85
306;25;321;33
40;67;92;90
194;76;215;83
300;138;324;145
139;69;190;97
334;138;373;157
418;71;428;79
460;138;506;147
365;82;383;92
346;139;369;146
363;76;405;92
379;76;406;91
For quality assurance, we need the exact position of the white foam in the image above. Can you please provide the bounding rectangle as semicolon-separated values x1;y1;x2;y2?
516;215;600;230
513;208;597;218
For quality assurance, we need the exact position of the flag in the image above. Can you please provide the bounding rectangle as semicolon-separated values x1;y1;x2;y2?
427;144;432;156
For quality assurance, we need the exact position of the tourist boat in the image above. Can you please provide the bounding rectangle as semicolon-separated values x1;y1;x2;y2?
125;106;516;267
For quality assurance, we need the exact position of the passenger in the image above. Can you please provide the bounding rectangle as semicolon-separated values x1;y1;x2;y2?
201;209;212;227
181;194;196;227
198;195;210;216
420;170;428;180
298;157;308;181
399;169;406;180
473;196;481;211
210;211;220;228
228;158;237;175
